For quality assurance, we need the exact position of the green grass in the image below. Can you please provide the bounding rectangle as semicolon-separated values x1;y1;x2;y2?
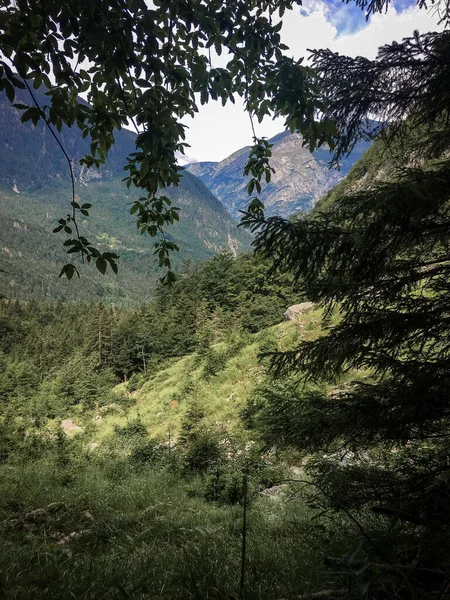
0;456;345;600
94;322;299;447
49;308;331;453
0;306;384;599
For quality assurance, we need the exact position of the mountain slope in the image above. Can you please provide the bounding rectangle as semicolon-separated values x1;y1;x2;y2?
0;90;251;303
187;130;373;219
315;124;423;214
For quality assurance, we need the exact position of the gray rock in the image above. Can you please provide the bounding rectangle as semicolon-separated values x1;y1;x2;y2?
61;419;84;436
284;302;315;321
260;484;288;501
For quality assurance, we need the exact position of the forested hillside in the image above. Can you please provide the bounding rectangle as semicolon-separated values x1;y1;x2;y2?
0;90;251;303
0;244;379;599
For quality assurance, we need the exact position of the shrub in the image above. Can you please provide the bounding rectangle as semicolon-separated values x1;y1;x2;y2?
258;330;278;354
127;372;143;392
203;348;227;378
203;464;244;504
179;401;205;446
184;431;223;473
225;330;252;357
130;440;164;465
113;420;147;440
239;390;267;430
202;450;285;505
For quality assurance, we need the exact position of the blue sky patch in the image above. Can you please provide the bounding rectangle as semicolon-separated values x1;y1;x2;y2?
318;0;418;36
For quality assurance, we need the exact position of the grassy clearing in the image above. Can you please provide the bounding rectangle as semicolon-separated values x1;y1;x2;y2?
94;310;327;446
95;331;273;446
0;457;346;600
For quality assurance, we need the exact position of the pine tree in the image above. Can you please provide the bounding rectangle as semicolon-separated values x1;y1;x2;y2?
195;299;214;355
244;24;450;599
87;303;115;367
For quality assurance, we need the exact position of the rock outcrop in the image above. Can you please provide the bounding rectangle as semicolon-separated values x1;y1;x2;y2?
283;302;315;321
187;130;373;219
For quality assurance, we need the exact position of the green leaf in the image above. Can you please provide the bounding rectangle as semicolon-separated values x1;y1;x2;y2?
96;257;107;274
58;264;79;280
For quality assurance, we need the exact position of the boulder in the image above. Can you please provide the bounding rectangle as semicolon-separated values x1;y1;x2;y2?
260;484;288;502
283;302;315;321
61;419;84;436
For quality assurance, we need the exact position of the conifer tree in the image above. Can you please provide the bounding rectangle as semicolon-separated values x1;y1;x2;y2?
195;299;214;355
243;19;450;599
87;303;115;367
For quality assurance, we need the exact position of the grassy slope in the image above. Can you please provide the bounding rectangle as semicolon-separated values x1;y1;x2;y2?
56;303;363;471
0;308;370;600
93;315;320;445
47;304;365;449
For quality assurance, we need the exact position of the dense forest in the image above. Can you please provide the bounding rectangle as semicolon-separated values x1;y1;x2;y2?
0;251;299;414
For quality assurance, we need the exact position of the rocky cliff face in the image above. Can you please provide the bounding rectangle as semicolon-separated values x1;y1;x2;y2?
187;130;372;219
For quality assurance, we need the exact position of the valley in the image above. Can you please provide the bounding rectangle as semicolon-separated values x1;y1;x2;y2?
0;90;251;303
0;1;448;597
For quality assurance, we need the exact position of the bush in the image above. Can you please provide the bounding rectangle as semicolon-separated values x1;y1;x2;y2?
179;401;205;446
127;372;143;393
203;348;227;378
113;420;147;440
184;431;223;473
202;450;285;505
130;440;164;465
258;330;278;354
224;330;252;357
99;388;134;411
203;464;245;504
239;390;267;430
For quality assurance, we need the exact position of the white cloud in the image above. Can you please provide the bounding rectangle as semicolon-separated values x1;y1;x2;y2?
282;1;445;61
183;2;444;163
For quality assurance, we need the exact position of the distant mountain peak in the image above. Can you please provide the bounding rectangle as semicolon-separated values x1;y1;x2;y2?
187;129;373;219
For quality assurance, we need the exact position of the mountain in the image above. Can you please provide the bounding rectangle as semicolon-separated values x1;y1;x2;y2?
187;129;373;219
0;90;251;304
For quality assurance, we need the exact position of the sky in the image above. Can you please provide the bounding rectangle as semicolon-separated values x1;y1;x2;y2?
181;0;445;164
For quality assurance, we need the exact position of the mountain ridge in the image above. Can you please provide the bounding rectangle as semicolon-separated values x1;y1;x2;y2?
187;129;374;219
0;90;251;303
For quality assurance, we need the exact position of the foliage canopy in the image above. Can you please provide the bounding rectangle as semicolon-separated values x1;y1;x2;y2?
0;0;339;280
